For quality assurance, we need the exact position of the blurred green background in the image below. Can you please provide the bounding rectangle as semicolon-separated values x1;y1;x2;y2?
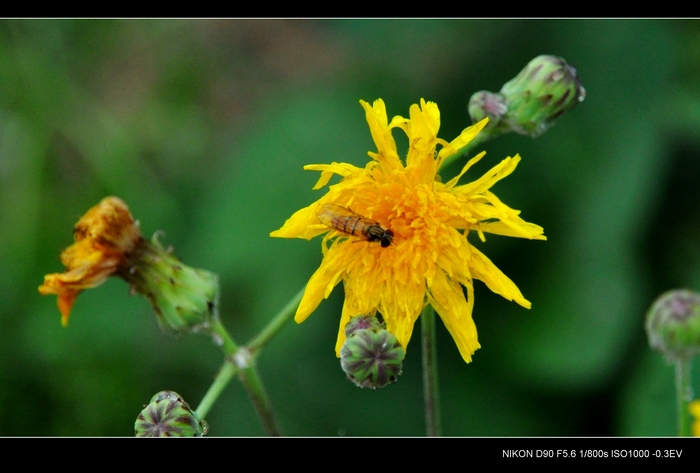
2;19;699;436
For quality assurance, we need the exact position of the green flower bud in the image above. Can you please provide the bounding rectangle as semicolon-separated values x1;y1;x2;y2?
344;314;383;338
646;289;700;361
119;233;219;335
340;319;405;389
499;55;586;138
135;390;208;437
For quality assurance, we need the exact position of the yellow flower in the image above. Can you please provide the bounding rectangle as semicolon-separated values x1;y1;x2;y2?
271;99;545;363
691;400;700;436
39;197;142;326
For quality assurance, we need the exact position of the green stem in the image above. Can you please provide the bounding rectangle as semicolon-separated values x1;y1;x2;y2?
194;287;304;436
195;361;238;419
421;305;442;436
675;357;693;436
195;317;240;420
248;287;304;355
210;318;239;357
238;354;283;436
210;317;282;436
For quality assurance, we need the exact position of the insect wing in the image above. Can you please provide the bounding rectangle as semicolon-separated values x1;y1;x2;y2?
317;204;393;247
317;204;355;230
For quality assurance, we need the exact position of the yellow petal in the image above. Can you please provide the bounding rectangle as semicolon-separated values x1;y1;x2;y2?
444;151;486;189
360;99;402;171
379;278;425;353
454;155;521;196
469;245;530;308
304;162;364;190
295;242;347;323
437;118;488;164
427;270;480;363
478;220;547;240
270;202;329;240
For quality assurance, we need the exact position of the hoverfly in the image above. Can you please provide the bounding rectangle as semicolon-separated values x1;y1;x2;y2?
317;204;394;248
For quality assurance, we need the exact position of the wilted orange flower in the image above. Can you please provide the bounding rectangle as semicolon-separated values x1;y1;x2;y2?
271;99;545;363
39;196;142;326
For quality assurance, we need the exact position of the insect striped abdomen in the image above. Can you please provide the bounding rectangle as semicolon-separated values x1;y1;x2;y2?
317;204;394;248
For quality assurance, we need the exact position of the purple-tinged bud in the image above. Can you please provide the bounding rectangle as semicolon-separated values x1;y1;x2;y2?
646;289;700;361
344;314;383;338
134;391;208;437
340;317;404;389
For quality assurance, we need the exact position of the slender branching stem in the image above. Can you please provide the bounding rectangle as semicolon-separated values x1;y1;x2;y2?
194;288;303;435
195;361;238;420
676;357;693;436
248;287;304;356
238;357;282;436
421;305;442;436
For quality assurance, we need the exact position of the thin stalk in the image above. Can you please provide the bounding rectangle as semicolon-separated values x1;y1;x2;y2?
675;357;693;436
203;318;282;435
195;361;238;419
248;287;304;355
238;356;283;436
210;318;239;357
421;305;442;436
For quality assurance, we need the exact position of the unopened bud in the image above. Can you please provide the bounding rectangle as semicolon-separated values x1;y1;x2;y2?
646;289;700;361
469;55;585;141
500;54;585;138
344;314;383;338
340;316;404;389
134;390;208;437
